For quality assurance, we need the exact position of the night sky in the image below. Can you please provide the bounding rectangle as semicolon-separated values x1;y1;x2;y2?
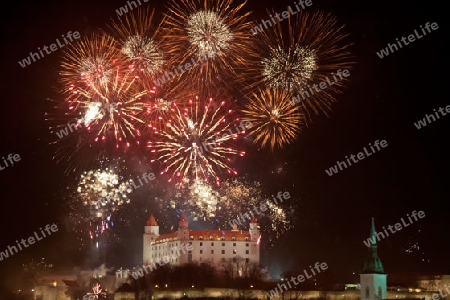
0;0;447;291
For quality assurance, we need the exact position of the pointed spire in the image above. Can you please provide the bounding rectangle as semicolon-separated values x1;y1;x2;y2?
362;217;385;274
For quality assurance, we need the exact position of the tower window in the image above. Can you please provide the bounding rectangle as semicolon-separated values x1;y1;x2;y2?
211;242;214;246
245;237;249;241
233;243;236;246
200;242;203;246
232;237;236;241
221;237;225;241
366;287;369;298
233;249;236;254
246;250;249;254
221;250;225;254
246;243;249;247
200;250;203;254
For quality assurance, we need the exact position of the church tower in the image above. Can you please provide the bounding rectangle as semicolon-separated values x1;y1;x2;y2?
360;218;387;300
143;215;159;264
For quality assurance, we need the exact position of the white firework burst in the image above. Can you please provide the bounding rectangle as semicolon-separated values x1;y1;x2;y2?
187;10;233;59
262;44;317;91
122;35;164;77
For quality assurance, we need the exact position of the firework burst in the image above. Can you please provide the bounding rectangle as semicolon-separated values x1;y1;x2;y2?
241;88;303;150
148;95;245;184
161;0;255;85
250;10;354;121
109;8;165;80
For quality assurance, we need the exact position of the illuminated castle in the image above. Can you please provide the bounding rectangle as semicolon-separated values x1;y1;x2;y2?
143;215;260;267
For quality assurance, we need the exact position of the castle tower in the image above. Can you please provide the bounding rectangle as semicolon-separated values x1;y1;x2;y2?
177;214;190;264
249;218;260;262
143;215;159;265
360;218;387;300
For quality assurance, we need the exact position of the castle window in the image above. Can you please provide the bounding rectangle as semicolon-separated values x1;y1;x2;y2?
246;243;249;247
221;250;225;254
211;242;214;246
222;242;225;246
246;250;249;254
200;242;203;246
245;237;249;241
199;236;203;240
233;243;236;247
246;258;249;263
366;287;369;298
232;237;236;241
211;250;214;254
200;250;203;254
233;249;237;254
221;237;224;241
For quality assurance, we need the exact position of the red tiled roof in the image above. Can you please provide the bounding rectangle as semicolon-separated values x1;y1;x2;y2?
154;230;251;243
146;215;158;226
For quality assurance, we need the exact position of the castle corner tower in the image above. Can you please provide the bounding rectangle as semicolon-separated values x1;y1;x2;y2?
143;215;159;265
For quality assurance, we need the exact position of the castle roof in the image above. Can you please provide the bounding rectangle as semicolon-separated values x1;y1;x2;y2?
146;215;158;226
154;230;251;244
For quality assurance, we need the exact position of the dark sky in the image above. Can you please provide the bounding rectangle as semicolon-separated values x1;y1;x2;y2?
0;0;447;291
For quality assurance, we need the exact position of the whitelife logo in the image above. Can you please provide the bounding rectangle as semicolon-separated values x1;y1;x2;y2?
266;262;328;299
363;211;425;247
0;224;58;261
18;31;81;68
